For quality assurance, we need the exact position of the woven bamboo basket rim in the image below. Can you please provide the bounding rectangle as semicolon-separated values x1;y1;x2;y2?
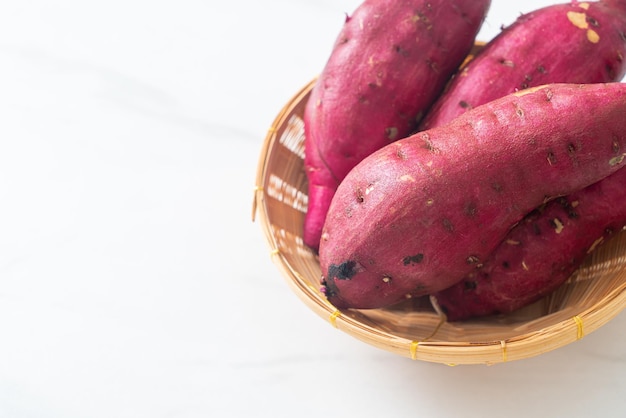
253;77;626;366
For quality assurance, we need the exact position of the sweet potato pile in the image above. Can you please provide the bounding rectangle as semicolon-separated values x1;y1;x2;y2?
303;0;626;319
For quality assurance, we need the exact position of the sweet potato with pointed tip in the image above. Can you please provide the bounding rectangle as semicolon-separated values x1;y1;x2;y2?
303;0;492;251
319;82;626;310
419;0;626;131
432;165;626;321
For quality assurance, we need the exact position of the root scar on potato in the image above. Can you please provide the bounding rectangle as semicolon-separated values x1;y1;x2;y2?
588;237;605;253
551;218;565;234
609;154;626;166
403;254;424;265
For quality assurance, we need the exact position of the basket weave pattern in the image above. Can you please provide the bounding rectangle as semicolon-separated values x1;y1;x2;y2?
253;80;626;365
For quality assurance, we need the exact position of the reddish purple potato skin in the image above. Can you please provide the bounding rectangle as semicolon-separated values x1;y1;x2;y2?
303;0;492;251
433;166;626;321
318;83;626;310
415;0;626;320
419;0;626;131
607;0;626;12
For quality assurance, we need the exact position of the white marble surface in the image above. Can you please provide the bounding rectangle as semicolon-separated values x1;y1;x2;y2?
1;1;626;417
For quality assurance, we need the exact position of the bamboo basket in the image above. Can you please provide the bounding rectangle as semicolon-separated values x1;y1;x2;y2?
252;64;626;366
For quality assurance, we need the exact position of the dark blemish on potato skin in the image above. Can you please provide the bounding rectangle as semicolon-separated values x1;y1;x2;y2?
567;142;577;155
491;181;503;193
442;218;454;232
586;16;599;27
403;253;424;265
459;100;471;109
558;197;579;219
464;281;477;291
606;63;616;80
613;138;621;154
547;151;557;165
536;202;547;214
532;222;542;235
321;278;339;299
356;187;364;203
328;261;358;281
502;261;510;269
413;283;428;292
394;44;410;57
396;147;408;160
464;202;478;217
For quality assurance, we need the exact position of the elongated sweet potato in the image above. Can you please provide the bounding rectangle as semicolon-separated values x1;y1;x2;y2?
412;0;626;320
303;0;492;251
419;0;626;130
432;166;626;321
319;82;626;309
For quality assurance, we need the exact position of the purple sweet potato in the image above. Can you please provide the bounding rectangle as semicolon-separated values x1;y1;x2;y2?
419;0;626;131
303;0;492;251
413;0;626;320
318;82;626;310
432;165;626;321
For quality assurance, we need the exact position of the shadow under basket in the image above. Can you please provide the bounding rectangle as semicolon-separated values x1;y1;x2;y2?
252;79;626;365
